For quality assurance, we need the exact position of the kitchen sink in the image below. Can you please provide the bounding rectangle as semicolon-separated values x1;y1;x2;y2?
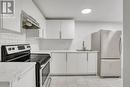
76;49;92;51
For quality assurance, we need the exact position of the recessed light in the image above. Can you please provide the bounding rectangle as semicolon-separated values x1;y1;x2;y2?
81;9;92;14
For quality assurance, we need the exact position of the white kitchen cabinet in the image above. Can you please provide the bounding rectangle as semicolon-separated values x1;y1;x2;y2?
61;20;75;39
46;20;75;39
67;53;88;74
0;64;36;87
2;0;22;32
12;66;35;87
51;52;67;75
87;52;97;74
46;20;61;39
50;52;98;75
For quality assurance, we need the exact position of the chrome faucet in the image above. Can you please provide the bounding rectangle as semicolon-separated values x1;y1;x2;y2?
82;41;86;51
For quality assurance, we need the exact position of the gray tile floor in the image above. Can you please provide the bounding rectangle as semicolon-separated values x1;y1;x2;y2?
50;76;123;87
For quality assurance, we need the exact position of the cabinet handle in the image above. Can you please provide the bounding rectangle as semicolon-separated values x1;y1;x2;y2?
119;37;121;56
66;53;67;73
66;53;67;62
59;31;60;39
59;31;62;39
87;53;88;61
17;76;21;81
17;75;23;81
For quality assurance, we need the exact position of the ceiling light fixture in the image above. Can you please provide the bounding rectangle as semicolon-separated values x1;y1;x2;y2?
81;9;92;14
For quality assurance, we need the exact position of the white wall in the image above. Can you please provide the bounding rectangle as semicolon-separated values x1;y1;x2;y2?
39;21;123;50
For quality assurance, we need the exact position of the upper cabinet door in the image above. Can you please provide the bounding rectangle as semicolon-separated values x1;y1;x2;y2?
46;20;75;39
2;0;22;32
61;20;75;39
46;20;61;39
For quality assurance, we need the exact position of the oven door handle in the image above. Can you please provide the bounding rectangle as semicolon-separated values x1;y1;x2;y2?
45;77;52;87
40;59;50;68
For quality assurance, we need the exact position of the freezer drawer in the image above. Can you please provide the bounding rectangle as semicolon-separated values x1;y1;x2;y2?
100;59;121;77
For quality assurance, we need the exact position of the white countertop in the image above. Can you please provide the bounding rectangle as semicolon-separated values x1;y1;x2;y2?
0;62;35;82
31;50;51;54
31;50;99;54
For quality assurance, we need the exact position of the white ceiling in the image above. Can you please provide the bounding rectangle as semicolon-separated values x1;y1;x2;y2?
33;0;123;22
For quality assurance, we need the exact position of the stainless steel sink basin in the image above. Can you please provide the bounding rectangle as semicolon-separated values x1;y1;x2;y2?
76;49;92;51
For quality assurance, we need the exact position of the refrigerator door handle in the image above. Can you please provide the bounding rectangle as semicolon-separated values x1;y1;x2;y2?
119;37;122;56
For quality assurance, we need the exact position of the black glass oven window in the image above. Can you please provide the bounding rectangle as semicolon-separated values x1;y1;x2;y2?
42;62;50;85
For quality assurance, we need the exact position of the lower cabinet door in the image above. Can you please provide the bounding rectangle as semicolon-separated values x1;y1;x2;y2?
50;52;67;75
12;66;35;87
87;52;97;74
67;53;88;75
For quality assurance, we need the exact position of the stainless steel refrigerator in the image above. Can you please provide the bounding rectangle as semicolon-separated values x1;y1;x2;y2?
91;30;122;77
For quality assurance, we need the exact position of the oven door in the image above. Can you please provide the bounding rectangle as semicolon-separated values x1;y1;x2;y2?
40;61;50;87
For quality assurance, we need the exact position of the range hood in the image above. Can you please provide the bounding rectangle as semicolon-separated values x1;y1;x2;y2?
21;11;40;29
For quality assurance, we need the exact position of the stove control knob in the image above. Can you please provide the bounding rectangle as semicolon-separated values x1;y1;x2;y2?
12;48;15;50
8;48;11;51
27;46;30;48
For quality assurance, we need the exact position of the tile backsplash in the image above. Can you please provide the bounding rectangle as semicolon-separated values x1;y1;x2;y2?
0;33;26;45
39;39;73;50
